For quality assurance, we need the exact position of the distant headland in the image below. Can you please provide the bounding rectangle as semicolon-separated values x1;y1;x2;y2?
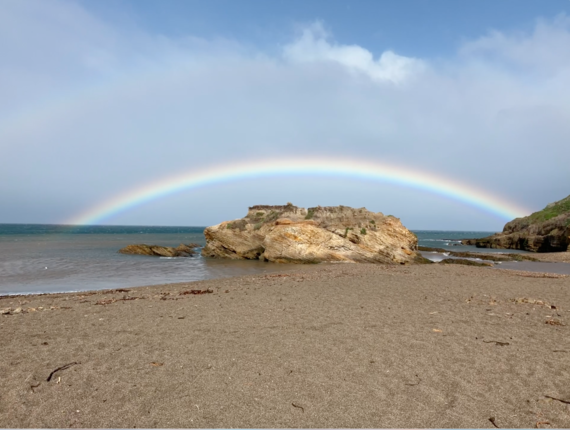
463;194;570;252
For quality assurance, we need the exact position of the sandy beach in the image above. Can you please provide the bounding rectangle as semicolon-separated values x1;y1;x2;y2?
1;263;569;428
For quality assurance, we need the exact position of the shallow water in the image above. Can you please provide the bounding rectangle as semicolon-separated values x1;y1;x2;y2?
414;230;532;254
492;261;570;275
420;251;570;275
0;225;316;295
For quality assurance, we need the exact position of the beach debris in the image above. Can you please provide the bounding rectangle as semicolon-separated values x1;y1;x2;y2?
95;296;145;305
150;362;164;367
432;329;442;333
405;374;422;386
544;395;570;404
483;340;510;346
30;382;41;392
180;288;213;295
545;319;564;326
292;402;305;413
2;306;52;315
489;416;499;428
429;311;438;315
95;299;114;305
75;291;98;298
47;362;80;382
515;298;548;306
535;421;551;429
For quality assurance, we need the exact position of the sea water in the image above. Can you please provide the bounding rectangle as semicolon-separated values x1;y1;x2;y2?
0;224;325;295
0;224;562;295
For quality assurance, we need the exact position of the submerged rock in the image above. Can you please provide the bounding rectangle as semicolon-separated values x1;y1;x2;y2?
439;258;493;267
118;243;199;257
462;194;570;253
202;204;421;264
418;246;538;261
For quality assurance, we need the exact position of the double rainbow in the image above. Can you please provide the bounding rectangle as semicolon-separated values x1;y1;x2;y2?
68;157;531;225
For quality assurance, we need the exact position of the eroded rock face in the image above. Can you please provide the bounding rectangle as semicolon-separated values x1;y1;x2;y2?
462;194;570;252
202;204;422;264
119;243;199;257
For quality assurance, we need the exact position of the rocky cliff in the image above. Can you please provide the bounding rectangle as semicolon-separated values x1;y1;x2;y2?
463;194;570;252
201;204;424;264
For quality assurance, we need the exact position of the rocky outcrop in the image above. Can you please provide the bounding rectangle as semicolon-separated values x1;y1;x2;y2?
119;243;199;257
462;194;570;252
418;246;538;262
202;204;424;264
439;258;493;267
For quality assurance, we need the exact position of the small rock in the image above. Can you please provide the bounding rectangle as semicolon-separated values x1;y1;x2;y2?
118;243;198;257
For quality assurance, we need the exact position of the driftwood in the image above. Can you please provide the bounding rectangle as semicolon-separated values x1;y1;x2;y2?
46;362;80;382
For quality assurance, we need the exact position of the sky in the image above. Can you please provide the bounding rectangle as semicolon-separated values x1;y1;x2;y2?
1;0;569;230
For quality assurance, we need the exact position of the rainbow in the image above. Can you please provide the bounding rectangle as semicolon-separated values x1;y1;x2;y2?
67;157;531;225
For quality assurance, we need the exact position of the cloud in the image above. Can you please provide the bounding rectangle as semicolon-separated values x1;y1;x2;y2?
1;1;569;229
459;14;570;74
283;22;424;84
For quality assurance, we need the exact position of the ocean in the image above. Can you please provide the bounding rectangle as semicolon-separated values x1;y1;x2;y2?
0;224;544;295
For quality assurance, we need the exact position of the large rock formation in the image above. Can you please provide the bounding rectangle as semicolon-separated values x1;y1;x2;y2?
201;204;424;264
463;194;570;252
119;243;199;257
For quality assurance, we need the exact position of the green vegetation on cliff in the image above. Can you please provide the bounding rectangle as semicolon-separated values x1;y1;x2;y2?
525;195;570;223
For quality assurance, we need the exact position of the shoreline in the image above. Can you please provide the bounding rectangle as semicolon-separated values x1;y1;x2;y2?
3;251;570;298
1;263;569;428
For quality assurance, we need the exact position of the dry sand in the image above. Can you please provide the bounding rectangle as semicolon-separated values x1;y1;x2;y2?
1;263;569;428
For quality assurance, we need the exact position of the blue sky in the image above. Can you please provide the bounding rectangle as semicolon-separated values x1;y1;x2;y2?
81;0;570;56
1;0;569;230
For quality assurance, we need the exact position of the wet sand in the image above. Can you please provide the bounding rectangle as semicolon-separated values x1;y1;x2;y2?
471;251;570;264
526;251;570;263
494;261;570;275
1;263;569;428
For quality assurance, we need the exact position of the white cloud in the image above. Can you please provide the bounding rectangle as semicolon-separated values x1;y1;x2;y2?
283;22;424;84
459;14;570;74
